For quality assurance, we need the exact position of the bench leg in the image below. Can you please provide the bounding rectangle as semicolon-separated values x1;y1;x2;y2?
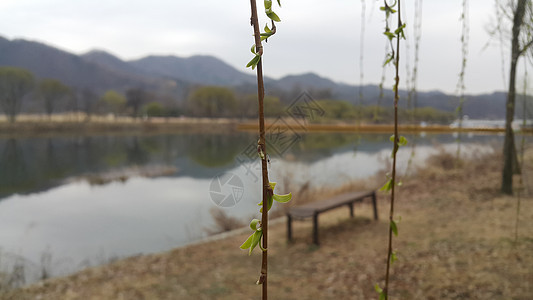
313;213;319;245
287;214;292;242
372;192;378;220
349;203;354;217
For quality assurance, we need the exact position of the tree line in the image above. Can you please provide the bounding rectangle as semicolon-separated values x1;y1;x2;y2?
0;66;179;122
0;66;455;123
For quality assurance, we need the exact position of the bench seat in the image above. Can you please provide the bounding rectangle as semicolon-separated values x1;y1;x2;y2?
286;190;377;245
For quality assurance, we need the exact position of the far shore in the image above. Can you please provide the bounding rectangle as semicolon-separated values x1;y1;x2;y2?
237;120;533;134
0;114;530;137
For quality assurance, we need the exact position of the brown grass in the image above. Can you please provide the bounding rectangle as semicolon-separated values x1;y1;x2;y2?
1;150;532;299
4;114;531;138
204;208;245;236
237;119;532;134
0;115;239;137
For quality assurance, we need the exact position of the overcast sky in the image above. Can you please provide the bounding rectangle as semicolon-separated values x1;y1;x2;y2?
0;0;520;94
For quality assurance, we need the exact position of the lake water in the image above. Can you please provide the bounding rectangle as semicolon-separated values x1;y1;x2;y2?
0;131;511;284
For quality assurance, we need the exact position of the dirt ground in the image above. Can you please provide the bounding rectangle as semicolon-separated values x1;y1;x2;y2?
1;149;532;300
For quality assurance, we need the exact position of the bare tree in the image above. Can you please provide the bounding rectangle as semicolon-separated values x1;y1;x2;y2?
38;78;71;119
494;0;533;194
126;87;147;119
78;88;98;122
0;67;34;123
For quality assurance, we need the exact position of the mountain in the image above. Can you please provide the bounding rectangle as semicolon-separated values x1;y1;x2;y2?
274;73;339;90
81;50;147;77
0;37;172;93
129;55;257;86
0;36;511;118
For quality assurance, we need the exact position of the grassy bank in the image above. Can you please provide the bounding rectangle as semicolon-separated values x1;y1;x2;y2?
1;150;532;299
238;120;533;134
1;115;531;137
0;115;240;137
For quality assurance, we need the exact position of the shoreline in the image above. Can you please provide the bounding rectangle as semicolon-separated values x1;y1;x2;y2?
1;149;531;299
0;150;531;299
0;117;240;137
237;120;533;134
0;116;530;137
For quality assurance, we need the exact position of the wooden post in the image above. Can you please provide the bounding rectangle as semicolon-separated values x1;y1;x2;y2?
349;202;354;217
372;192;378;220
313;213;319;245
287;214;292;242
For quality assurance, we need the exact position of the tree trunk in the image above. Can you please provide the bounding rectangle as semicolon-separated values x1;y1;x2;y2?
502;0;527;195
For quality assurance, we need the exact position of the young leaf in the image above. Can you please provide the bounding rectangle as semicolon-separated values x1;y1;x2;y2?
391;250;398;264
390;135;408;147
257;181;275;207
398;135;408;146
273;192;292;203
383;53;394;66
264;0;272;10
240;233;255;250
277;0;281;7
375;283;387;300
246;55;261;69
260;195;274;213
390;219;398;237
266;10;281;22
384;31;396;41
249;218;261;231
251;44;256;54
264;23;271;33
260;31;274;42
269;182;277;190
249;230;262;255
260;32;274;38
395;23;407;39
380;178;393;192
240;230;263;255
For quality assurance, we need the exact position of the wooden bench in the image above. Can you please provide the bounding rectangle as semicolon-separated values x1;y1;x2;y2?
286;190;377;245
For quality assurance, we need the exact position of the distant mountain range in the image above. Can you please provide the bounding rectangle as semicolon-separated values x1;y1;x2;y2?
0;36;522;119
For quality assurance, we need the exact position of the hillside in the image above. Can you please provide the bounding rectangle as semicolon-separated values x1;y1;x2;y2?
0;36;517;119
129;55;257;86
0;37;167;93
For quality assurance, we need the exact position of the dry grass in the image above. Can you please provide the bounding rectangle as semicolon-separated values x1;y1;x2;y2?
0;115;239;137
237;120;526;134
2;115;532;137
204;208;245;236
1;150;532;299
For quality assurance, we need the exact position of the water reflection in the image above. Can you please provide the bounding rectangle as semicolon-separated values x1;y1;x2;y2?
0;132;512;284
0;133;256;199
0;139;29;196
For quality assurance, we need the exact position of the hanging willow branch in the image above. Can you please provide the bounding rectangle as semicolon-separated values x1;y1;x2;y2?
455;0;470;161
241;2;291;299
375;1;405;299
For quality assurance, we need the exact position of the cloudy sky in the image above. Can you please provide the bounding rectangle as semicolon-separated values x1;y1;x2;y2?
0;0;518;94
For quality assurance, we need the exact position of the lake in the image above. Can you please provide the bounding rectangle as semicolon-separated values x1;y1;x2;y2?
0;131;512;284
